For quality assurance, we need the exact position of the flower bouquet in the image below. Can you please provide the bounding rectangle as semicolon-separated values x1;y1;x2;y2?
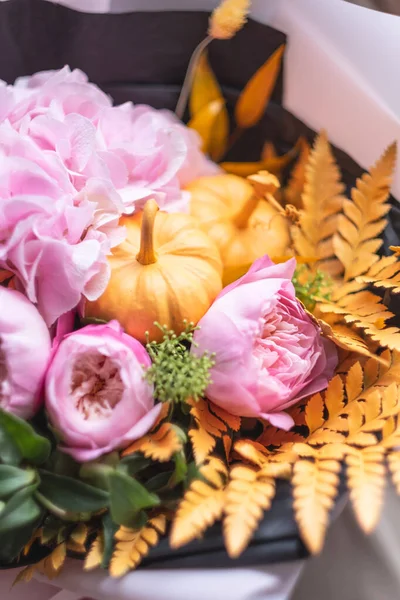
1;0;400;588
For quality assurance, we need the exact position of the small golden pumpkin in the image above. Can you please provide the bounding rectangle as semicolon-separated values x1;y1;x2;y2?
187;173;290;283
85;199;223;342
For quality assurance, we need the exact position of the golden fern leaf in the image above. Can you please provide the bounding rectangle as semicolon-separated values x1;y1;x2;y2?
346;447;386;533
223;464;276;558
170;457;227;548
84;533;104;571
36;543;67;580
317;290;393;331
291;130;346;276
321;321;388;363
189;398;228;464
13;566;36;586
258;403;307;447
293;458;340;553
284;137;310;209
122;422;182;462
110;515;167;578
357;254;400;294
333;142;396;281
234;439;296;473
387;450;400;494
305;392;324;433
209;403;241;431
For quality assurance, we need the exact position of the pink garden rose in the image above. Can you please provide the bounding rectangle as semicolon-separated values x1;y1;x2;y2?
193;256;338;430
45;321;161;462
0;287;51;419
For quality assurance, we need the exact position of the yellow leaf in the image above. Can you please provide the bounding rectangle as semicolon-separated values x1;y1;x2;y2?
333;142;396;281
210;403;241;431
189;427;217;464
84;533;104;571
223;464;276;558
346;447;386;533
235;45;285;129
188;99;226;155
189;52;229;161
110;515;167;578
221;144;298;178
322;322;388;364
170;456;227;548
293;459;340;554
346;362;364;401
291;131;346;276
36;543;67;580
69;523;88;547
305;393;324;433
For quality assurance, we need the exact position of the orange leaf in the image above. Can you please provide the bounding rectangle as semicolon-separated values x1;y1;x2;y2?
235;44;285;129
122;422;182;462
305;393;324;434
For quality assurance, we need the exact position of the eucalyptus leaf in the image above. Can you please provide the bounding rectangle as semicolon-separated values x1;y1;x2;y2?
38;471;109;513
108;471;159;527
146;471;173;492
0;508;43;562
0;410;51;465
118;454;152;477
0;487;41;533
0;426;21;466
79;463;114;491
101;512;118;569
0;466;36;498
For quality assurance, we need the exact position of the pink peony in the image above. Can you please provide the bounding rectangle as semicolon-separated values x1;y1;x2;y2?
0;287;51;419
192;256;338;430
45;321;161;462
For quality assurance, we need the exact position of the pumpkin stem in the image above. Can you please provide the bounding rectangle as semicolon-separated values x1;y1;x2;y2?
232;193;259;229
136;199;159;265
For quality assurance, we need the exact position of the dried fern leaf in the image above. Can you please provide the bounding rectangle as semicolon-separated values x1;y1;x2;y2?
346;447;386;533
388;450;400;494
284;137;310;209
291;131;346;275
258;404;307;446
224;464;276;558
13;566;36;587
84;533;104;571
333;142;396;281
110;515;167;578
321;321;388;363
189;398;228;464
234;439;296;473
170;457;227;548
122;422;182;462
357;254;400;294
293;458;340;554
36;543;67;580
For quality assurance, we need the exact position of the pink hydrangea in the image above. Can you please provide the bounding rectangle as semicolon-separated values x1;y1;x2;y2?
0;66;218;325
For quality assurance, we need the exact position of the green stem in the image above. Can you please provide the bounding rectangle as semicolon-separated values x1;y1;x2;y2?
175;36;213;120
34;491;91;522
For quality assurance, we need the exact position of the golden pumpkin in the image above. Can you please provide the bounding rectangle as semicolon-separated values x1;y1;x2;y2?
187;173;290;283
85;199;223;343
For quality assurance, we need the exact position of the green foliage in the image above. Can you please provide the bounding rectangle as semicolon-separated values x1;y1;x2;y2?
0;409;51;466
145;322;215;404
292;266;332;311
108;470;159;527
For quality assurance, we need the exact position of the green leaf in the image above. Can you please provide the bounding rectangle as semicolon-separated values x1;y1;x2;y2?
38;471;109;513
118;454;152;477
0;466;36;498
146;472;173;492
101;512;118;569
0;426;21;466
79;463;115;491
108;471;159;527
0;508;44;562
185;462;202;489
0;410;51;465
169;451;188;487
0;485;41;533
